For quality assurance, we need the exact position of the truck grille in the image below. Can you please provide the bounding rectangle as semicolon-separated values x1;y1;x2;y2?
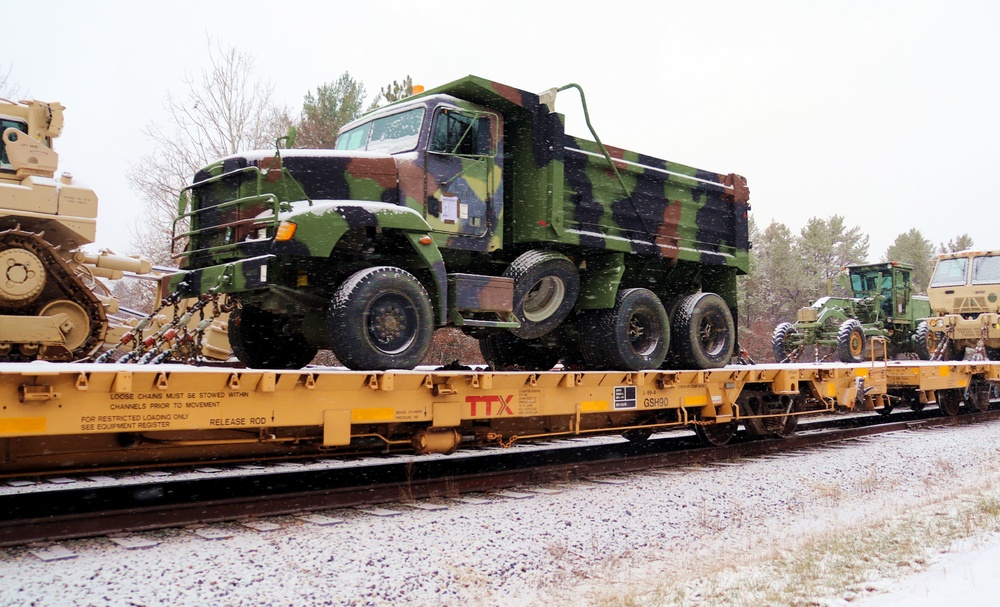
173;167;279;267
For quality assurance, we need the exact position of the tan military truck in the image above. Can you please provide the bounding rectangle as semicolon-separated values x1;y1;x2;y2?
923;249;1000;360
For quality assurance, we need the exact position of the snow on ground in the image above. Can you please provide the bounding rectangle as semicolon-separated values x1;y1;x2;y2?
1;420;1000;606
851;534;1000;607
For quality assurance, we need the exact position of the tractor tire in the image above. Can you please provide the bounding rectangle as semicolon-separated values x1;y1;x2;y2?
577;288;669;371
771;322;799;363
328;266;433;371
914;321;935;361
836;319;865;363
672;292;735;370
229;305;318;369
504;250;580;339
479;331;561;372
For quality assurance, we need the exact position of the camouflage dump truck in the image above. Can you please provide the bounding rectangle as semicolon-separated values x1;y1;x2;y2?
923;249;1000;360
167;76;750;371
772;262;932;363
0;98;153;361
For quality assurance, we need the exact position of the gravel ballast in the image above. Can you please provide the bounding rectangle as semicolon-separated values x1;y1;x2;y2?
2;421;1000;606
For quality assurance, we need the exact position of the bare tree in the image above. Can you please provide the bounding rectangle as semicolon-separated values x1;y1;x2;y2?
127;41;290;266
0;63;22;99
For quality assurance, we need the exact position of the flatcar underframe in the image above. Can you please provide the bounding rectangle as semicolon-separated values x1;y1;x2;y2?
1;360;998;474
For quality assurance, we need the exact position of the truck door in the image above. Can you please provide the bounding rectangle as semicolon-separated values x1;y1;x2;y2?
424;108;501;250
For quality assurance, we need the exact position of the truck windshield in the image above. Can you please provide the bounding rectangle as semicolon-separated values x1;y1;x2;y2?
972;255;1000;285
0;118;27;169
335;108;424;154
930;257;968;287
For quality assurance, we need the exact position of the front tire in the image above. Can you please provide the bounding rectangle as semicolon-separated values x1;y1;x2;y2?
672;292;735;369
836;319;865;363
328;266;433;371
914;321;935;361
771;322;799;363
577;288;669;371
229;305;318;369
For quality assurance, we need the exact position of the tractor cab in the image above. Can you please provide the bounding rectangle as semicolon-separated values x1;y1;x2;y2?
845;262;915;323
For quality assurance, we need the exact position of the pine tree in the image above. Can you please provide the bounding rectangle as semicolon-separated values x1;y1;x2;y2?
295;72;368;149
884;228;935;294
797;215;869;301
939;234;974;254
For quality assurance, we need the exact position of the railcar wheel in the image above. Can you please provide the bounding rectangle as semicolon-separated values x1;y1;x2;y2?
937;389;963;417
577;288;669;371
695;417;738;446
771;322;799;363
914;321;935;361
673;292;735;370
986;347;1000;361
329;266;433;371
966;377;991;412
229;305;318;369
622;428;654;443
479;331;561;372
740;394;798;438
836;319;865;364
504;250;579;339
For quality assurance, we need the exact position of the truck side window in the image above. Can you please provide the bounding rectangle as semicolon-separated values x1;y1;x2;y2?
0;119;27;169
430;110;490;156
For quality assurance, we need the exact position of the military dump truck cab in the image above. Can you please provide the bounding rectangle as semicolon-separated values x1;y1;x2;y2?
170;76;750;372
773;262;931;363
924;250;1000;360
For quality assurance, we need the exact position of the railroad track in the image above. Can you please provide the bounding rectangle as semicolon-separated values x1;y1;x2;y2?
1;407;996;547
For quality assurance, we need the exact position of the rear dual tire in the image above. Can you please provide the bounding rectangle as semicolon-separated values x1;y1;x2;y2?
578;288;670;370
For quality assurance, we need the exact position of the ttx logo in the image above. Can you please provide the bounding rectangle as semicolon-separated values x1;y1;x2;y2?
466;394;514;416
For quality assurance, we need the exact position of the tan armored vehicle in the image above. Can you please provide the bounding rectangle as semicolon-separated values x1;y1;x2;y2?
924;249;1000;360
0;98;154;361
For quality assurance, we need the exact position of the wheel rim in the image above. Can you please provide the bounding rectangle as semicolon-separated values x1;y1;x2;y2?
849;331;864;357
925;330;938;353
366;292;418;354
698;312;727;357
522;277;565;323
627;308;660;356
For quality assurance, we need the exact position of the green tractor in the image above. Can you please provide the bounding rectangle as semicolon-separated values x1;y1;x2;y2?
772;262;932;363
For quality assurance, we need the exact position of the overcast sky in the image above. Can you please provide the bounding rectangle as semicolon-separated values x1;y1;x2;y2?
6;0;998;261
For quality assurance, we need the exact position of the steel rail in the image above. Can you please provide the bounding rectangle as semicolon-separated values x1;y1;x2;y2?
1;409;996;547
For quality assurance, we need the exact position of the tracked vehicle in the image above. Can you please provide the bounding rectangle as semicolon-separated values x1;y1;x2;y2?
168;76;750;371
0;99;152;361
